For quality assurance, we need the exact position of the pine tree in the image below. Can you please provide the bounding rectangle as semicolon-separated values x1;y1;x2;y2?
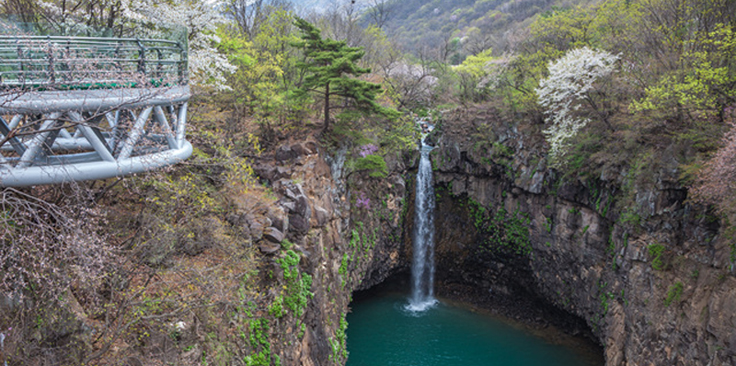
292;17;398;133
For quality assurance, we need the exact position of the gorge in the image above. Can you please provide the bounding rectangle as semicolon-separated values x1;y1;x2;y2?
246;104;736;366
2;0;736;365
4;105;735;366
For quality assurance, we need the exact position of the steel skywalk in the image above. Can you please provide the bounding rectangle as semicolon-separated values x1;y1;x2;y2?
0;35;192;186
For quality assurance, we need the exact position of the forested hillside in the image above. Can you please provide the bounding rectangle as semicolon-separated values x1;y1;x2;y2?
369;0;597;63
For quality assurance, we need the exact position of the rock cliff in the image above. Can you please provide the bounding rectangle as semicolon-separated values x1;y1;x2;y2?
249;137;408;365
426;105;736;366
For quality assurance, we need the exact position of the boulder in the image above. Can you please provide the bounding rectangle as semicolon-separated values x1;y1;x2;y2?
268;209;289;233
281;200;296;213
312;206;330;227
275;145;296;162
529;171;545;194
295;195;311;220
276;167;291;179
289;214;311;234
259;241;281;254
291;143;309;157
249;219;265;241
263;227;285;244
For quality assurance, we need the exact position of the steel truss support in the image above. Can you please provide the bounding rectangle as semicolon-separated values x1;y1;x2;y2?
0;86;192;186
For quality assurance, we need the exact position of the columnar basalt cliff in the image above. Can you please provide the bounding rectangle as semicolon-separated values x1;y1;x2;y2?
426;106;736;366
249;138;408;365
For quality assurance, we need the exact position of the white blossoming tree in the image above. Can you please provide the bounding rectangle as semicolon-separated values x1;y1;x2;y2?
141;0;236;90
536;47;619;163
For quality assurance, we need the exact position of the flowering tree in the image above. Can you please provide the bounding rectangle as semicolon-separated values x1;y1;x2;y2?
147;0;236;89
690;109;736;219
536;46;619;162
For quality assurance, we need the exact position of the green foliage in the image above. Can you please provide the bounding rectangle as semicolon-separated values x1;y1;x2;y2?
268;296;284;318
350;229;360;249
376;115;420;154
647;243;666;271
468;198;487;230
469;198;532;256
275;250;313;317
451;0;736;204
590;280;615;331
292;17;399;132
620;208;641;227
216;9;307;132
454;48;500;101
544;217;553;233
354;155;389;178
329;315;349;364
491;142;514;159
664;282;684;307
631;23;736;118
599;285;615;315
690;270;700;280
245;318;278;366
606;232;617;258
280;239;294;250
339;253;350;288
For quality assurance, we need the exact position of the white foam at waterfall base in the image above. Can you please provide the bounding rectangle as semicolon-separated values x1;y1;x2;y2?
404;298;438;314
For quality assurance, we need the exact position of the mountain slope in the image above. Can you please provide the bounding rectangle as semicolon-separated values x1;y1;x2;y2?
375;0;597;60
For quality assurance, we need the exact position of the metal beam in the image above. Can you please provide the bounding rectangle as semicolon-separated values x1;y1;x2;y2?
17;112;61;168
69;112;115;162
117;106;153;160
0;86;190;114
0;141;192;187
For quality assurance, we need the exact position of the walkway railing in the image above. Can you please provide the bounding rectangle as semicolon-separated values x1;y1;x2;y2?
0;36;187;89
0;35;191;187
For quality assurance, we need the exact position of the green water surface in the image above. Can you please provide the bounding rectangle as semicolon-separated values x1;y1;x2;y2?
346;291;602;366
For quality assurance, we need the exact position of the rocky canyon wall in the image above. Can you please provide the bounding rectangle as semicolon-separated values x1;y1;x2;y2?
250;138;408;365
427;106;736;366
243;102;736;366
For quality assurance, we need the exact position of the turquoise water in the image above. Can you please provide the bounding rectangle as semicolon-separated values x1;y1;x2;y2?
346;291;602;366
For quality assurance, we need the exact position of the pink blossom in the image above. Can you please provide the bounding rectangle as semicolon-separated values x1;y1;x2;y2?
358;144;379;158
356;192;371;209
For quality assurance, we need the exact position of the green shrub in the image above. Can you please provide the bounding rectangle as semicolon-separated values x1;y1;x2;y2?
664;282;684;307
354;155;388;178
647;243;666;270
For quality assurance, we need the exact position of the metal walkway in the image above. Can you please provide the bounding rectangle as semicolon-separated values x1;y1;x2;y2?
0;35;192;187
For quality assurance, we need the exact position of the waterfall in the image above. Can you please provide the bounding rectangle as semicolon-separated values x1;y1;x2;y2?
407;143;437;311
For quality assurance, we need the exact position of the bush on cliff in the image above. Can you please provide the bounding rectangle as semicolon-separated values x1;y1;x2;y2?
354;154;389;178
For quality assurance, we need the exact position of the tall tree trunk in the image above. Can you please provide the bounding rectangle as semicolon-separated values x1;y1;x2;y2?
323;82;330;133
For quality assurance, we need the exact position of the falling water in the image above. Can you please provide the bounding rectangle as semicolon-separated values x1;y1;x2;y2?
407;142;437;312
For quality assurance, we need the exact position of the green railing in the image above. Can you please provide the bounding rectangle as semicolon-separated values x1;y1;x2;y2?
0;35;188;90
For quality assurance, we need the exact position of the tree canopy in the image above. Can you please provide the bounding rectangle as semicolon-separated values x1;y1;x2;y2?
292;17;399;133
